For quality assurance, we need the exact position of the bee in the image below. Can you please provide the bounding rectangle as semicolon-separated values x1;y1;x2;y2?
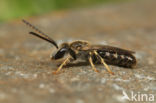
22;19;137;75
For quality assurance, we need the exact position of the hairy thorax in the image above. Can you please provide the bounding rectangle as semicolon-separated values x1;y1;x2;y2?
70;40;90;51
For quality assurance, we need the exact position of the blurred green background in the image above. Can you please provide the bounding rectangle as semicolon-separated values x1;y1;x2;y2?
0;0;125;22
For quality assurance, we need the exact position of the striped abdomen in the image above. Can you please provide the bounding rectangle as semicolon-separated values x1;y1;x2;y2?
97;50;136;68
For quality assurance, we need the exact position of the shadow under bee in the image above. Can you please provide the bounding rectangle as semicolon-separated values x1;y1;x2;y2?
63;61;136;69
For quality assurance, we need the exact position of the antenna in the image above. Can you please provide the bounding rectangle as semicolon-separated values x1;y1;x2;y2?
22;19;58;49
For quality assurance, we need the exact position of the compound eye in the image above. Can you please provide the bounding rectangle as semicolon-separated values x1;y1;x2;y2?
52;48;67;59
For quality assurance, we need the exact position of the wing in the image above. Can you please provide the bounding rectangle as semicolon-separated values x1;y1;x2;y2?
89;45;135;55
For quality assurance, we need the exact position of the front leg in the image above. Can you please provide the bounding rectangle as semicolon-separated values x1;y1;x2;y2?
52;57;70;74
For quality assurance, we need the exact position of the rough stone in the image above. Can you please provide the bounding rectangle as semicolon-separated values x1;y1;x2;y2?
0;0;155;103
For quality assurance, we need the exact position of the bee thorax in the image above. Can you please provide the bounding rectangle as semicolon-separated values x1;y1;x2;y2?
70;40;90;50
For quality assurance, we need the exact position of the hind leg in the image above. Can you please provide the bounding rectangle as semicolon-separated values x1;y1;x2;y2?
93;51;114;75
88;52;99;72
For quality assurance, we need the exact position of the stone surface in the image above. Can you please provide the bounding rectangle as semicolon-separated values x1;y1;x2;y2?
0;0;156;103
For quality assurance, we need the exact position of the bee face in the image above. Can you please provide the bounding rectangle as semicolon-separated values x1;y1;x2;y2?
51;43;70;60
51;48;68;60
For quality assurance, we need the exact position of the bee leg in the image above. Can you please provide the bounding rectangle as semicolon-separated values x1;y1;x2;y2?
93;51;114;75
88;52;99;72
52;57;70;74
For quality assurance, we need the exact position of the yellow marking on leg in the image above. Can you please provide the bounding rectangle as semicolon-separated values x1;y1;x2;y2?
52;57;69;74
89;52;99;72
94;51;114;75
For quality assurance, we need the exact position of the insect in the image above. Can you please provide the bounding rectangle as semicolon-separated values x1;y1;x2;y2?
22;19;137;75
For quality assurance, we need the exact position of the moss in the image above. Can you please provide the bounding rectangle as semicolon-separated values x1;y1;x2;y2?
0;0;126;22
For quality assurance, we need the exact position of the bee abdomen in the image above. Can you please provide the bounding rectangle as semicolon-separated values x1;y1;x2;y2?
97;51;136;68
116;54;136;68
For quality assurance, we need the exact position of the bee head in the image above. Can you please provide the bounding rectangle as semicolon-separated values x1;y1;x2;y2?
51;43;70;60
